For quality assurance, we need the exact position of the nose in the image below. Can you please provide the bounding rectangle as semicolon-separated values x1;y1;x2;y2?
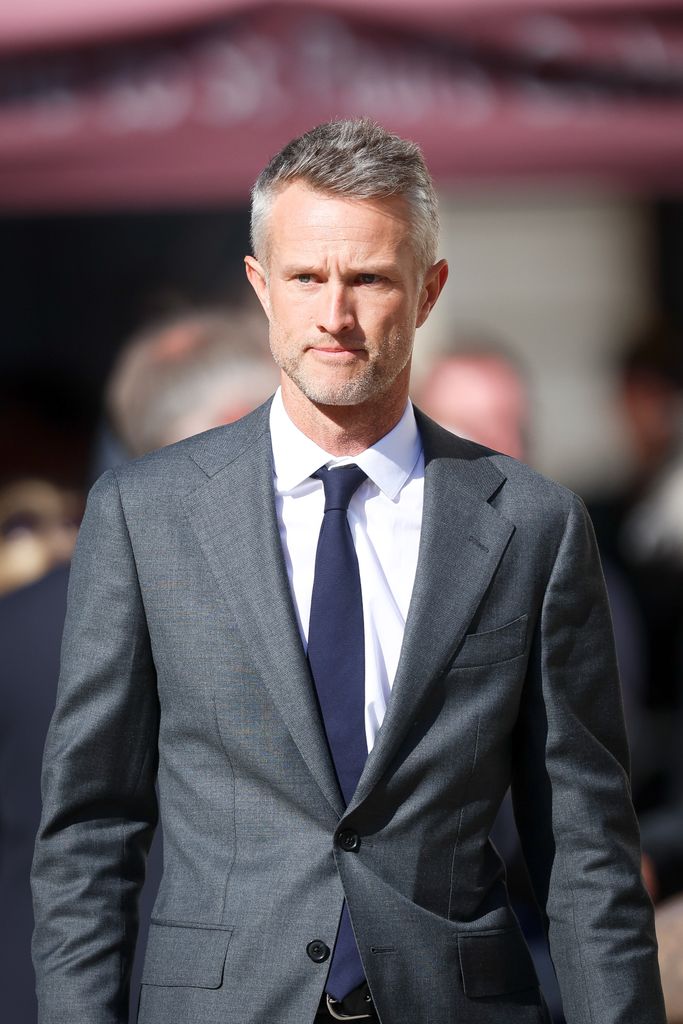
316;283;355;335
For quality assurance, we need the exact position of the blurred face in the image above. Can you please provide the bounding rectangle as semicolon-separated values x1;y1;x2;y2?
245;182;445;412
419;355;529;461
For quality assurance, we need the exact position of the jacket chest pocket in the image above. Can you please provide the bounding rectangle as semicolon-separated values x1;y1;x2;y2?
453;614;528;669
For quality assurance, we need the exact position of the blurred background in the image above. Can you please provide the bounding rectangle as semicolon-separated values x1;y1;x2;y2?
1;1;683;1022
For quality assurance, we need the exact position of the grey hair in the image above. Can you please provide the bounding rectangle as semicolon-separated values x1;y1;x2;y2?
106;308;277;456
250;118;439;274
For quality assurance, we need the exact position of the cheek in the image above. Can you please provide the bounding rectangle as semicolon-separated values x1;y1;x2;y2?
271;292;314;332
267;315;305;361
380;305;416;346
267;303;293;337
363;299;403;337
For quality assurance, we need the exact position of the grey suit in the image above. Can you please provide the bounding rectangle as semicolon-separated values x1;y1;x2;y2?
32;401;665;1024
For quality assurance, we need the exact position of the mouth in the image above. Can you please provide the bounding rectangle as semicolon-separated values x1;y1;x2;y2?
307;344;366;357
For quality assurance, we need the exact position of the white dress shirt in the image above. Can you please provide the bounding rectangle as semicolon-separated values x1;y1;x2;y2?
269;388;424;753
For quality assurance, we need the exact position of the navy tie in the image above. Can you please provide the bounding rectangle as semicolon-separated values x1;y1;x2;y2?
308;464;368;1001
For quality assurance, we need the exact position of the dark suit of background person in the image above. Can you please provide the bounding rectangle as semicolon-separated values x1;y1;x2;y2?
29;395;665;1024
0;563;163;1024
0;568;69;1024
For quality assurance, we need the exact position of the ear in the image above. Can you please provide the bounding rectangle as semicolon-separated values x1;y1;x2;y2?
416;259;448;328
244;255;271;318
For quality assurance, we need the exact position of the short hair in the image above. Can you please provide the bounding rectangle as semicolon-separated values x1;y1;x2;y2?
251;118;439;273
107;308;277;456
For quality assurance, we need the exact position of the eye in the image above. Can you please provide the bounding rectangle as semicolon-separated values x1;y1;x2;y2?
357;273;382;285
296;273;314;284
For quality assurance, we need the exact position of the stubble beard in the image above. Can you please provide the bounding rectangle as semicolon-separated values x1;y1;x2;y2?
270;329;413;408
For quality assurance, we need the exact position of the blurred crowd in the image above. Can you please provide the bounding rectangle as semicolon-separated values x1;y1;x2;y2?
2;304;683;1022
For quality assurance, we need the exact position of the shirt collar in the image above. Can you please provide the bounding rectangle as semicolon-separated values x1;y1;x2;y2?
269;387;422;500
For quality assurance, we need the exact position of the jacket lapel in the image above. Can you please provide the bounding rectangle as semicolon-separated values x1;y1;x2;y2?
349;412;515;812
181;404;344;819
181;403;514;819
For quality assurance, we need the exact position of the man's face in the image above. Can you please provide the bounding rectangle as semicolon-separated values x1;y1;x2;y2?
245;182;440;409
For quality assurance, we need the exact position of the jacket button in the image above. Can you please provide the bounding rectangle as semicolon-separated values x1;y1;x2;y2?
307;940;330;963
336;829;360;852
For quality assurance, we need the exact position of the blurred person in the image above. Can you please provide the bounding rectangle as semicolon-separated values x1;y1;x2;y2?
0;565;70;1024
618;325;683;488
654;889;683;1023
589;322;683;904
0;480;81;596
105;307;278;458
31;118;664;1024
416;341;530;460
1;307;275;1024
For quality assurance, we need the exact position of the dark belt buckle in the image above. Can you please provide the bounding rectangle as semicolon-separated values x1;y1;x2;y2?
325;993;374;1020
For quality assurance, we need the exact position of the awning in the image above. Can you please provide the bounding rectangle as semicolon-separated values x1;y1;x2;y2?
1;1;682;210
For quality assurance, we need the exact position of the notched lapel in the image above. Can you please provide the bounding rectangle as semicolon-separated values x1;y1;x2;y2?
350;417;515;811
181;423;344;819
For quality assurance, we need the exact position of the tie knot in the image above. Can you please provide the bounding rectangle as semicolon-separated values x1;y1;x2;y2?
314;464;367;512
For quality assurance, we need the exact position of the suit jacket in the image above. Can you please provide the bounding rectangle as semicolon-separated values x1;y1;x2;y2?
0;564;164;1024
1;568;68;1024
31;401;665;1024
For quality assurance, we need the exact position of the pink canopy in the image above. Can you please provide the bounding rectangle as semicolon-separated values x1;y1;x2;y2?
1;1;682;210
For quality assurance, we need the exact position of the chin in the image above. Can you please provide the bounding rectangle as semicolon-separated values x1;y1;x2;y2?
299;378;386;407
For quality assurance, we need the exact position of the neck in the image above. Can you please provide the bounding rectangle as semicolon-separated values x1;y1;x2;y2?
280;373;410;456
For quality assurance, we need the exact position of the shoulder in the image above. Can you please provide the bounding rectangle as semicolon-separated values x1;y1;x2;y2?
414;406;583;531
103;398;273;500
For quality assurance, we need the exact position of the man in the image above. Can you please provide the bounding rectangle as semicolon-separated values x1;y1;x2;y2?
417;341;530;461
32;119;664;1024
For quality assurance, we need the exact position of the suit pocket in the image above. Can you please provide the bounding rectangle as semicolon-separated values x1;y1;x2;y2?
454;614;528;669
141;920;233;988
458;927;539;998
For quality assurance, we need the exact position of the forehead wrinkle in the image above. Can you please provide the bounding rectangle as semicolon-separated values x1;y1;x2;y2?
271;229;415;281
277;240;403;270
276;219;406;250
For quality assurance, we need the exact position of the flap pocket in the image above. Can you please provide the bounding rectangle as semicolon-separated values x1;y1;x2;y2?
141;920;233;989
455;615;528;669
458;927;538;998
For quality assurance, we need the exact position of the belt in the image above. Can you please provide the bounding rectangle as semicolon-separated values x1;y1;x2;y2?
316;982;377;1020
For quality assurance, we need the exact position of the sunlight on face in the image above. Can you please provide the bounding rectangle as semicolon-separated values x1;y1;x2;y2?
250;183;429;408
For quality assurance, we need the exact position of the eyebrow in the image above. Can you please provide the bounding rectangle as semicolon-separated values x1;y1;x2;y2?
279;263;401;277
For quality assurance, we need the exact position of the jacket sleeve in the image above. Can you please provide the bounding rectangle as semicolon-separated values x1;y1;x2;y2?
31;469;159;1024
511;492;666;1024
